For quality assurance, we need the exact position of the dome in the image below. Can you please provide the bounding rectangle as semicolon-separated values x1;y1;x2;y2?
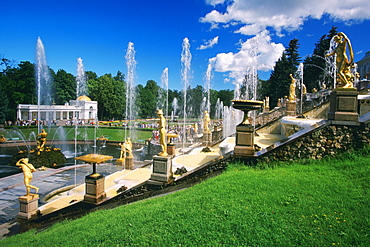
76;95;92;101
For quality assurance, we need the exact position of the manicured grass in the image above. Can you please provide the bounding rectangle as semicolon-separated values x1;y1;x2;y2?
1;150;369;246
3;126;153;142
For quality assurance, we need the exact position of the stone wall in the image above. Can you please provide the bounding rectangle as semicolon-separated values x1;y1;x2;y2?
258;122;370;163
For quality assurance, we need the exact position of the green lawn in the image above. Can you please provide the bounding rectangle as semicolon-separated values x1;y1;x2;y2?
3;126;153;142
1;149;369;246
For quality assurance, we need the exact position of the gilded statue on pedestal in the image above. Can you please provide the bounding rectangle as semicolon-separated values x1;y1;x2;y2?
325;32;355;88
289;74;296;101
16;158;46;196
157;109;168;156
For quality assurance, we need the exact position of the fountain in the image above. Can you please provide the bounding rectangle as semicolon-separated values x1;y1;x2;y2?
75;153;113;204
326;32;359;123
35;37;52;133
181;37;192;149
172;97;178;121
76;57;87;97
158;68;169;118
125;42;138;141
203;59;214;116
232;100;264;157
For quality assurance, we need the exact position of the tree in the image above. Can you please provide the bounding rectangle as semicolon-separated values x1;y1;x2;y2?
88;74;125;120
303;26;338;91
0;76;9;123
54;69;76;104
263;39;301;107
137;80;160;118
3;61;36;120
217;89;234;107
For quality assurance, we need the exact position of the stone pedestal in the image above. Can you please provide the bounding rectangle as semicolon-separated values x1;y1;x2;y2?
84;175;106;204
125;156;134;169
17;194;39;220
115;157;134;169
234;124;255;156
167;144;175;156
149;155;173;184
115;158;124;166
203;132;212;146
328;89;359;122
286;101;297;116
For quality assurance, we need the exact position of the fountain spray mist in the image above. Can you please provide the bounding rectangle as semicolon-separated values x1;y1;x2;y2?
181;38;192;148
76;58;87;97
125;42;137;140
204;58;215;116
157;68;169;118
35;37;51;133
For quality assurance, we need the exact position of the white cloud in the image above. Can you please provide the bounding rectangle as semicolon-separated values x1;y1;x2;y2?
201;0;370;35
212;31;285;82
205;0;227;7
197;36;219;50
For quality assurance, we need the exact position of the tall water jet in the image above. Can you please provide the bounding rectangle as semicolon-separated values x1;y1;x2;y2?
125;42;137;140
215;98;223;120
76;57;87;97
298;63;304;115
172;97;178;119
203;58;215;116
35;37;51;133
181;38;192;146
158;68;169;118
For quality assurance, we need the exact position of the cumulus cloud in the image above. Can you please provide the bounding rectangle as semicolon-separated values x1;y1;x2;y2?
197;36;219;50
205;0;226;7
201;0;370;35
212;31;285;83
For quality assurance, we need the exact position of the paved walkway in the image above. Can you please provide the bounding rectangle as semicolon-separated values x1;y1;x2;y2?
0;140;230;233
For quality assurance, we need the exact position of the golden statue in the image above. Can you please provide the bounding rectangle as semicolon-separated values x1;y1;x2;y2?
157;109;168;156
16;158;46;196
289;74;296;101
325;32;354;88
125;137;133;158
203;110;211;133
0;135;6;142
36;129;48;154
119;137;133;159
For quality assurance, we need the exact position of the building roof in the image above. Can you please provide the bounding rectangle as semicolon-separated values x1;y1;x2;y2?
76;95;92;101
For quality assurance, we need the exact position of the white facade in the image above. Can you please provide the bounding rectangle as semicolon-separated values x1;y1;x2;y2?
17;96;98;123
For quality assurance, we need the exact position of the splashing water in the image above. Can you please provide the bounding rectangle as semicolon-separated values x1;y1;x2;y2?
172;97;178;118
35;37;51;132
298;63;304;114
158;68;169;117
125;42;137;140
76;57;87;97
204;59;215;114
181;38;192;145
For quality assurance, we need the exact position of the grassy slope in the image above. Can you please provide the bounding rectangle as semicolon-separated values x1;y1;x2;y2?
1;151;369;246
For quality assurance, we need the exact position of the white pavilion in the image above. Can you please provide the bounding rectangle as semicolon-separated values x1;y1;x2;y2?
17;95;98;123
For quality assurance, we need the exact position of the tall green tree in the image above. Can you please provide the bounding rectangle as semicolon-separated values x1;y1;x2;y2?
217;89;234;107
263;39;301;107
3;61;36;120
303;26;338;91
137;80;160;118
0;77;9;123
88;74;125;120
54;69;76;104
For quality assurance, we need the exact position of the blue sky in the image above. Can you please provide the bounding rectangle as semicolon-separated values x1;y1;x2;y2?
1;0;369;91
